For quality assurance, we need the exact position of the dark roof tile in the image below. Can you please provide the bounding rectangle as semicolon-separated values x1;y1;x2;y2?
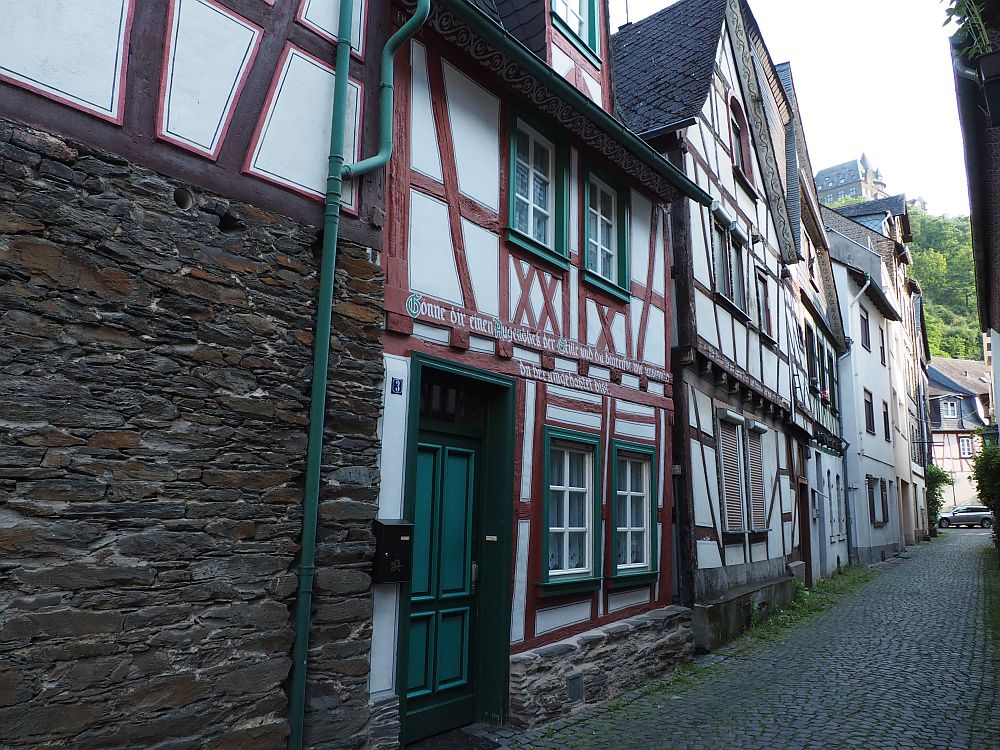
610;0;727;134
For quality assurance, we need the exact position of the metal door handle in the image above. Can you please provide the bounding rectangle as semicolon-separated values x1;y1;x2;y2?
471;561;478;595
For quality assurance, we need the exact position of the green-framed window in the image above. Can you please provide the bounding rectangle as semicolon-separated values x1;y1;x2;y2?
610;441;659;584
507;116;569;268
541;426;602;596
551;0;600;66
583;170;630;302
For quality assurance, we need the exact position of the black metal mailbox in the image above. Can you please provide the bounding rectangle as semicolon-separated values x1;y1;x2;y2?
373;519;414;583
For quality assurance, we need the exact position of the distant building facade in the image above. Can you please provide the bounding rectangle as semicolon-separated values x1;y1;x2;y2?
928;359;992;509
815;154;890;205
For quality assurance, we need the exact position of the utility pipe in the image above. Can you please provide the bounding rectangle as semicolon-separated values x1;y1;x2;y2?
343;0;431;180
287;1;430;747
287;0;357;746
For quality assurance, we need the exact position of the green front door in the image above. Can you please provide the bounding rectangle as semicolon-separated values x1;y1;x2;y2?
405;431;481;742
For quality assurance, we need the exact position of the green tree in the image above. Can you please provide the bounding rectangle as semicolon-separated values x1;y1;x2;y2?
907;208;981;359
925;464;954;525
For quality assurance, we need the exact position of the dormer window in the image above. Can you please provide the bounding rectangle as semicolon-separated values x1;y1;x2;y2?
942;400;959;419
552;0;599;63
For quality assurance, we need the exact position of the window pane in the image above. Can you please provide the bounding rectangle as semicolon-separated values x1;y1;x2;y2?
600;189;612;217
550;448;564;486
616;531;628;565
549;490;564;527
549;531;565;571
586;242;598;272
600;218;612;249
534;142;550;177
631;531;645;564
589;182;599;210
567;532;587;570
533;174;549;210
533;213;548;244
601;251;611;280
568;451;586;487
515;162;529;199
617;459;628;492
615;494;627;528
516;130;529;162
631;496;645;529
513;198;529;234
629;460;642;492
568;491;587;527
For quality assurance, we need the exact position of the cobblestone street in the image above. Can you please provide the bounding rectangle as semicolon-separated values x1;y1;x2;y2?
468;531;999;750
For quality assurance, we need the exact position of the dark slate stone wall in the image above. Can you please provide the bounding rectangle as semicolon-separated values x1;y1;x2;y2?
0;119;387;749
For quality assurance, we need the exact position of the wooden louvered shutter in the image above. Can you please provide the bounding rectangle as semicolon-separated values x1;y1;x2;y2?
748;431;766;530
880;480;889;523
719;420;744;531
867;477;877;523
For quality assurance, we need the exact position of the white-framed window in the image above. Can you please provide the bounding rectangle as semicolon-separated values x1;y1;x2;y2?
615;456;650;570
548;444;593;576
713;222;746;310
960;436;975;458
512;123;554;247
553;0;587;40
586;176;617;283
942;400;959;419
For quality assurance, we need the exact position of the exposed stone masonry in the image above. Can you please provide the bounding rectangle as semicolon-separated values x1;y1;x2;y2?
0;119;385;748
507;606;693;728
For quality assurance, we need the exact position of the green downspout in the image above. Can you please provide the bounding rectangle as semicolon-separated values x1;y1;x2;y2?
288;1;430;748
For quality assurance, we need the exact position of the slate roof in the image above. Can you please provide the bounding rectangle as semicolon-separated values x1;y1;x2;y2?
928;358;992;397
822;205;898;266
468;0;547;59
610;0;727;135
928;394;987;431
836;194;907;220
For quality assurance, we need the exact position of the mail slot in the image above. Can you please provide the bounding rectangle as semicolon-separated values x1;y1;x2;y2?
373;519;414;584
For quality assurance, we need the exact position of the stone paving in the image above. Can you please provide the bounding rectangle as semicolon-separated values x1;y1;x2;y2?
465;530;999;750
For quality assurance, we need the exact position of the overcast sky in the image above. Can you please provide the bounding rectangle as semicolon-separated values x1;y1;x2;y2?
609;0;970;216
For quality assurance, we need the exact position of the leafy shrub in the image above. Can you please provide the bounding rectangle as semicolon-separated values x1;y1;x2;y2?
925;464;954;525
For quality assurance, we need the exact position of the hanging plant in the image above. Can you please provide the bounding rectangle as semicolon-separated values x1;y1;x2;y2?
945;0;993;58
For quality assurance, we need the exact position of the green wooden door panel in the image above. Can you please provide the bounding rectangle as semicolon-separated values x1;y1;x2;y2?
411;444;439;601
435;607;470;691
440;448;474;599
407;612;435;698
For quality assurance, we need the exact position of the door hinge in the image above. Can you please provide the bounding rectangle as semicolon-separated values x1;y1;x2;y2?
471;561;479;595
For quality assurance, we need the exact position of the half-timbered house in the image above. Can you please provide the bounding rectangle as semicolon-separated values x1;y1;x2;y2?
928;358;992;509
369;0;711;742
612;0;847;646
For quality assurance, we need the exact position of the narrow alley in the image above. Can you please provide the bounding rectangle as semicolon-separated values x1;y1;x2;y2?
452;532;999;750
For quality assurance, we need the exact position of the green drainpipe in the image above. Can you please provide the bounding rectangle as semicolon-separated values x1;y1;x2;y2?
287;1;430;748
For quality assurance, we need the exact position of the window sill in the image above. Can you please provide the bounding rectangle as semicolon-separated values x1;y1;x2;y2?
507;229;570;271
551;14;601;69
733;167;759;201
748;530;769;544
583;269;630;303
713;291;750;323
872;521;888;528
866;428;878;436
721;531;746;545
537;576;601;599
759;330;779;350
608;570;658;590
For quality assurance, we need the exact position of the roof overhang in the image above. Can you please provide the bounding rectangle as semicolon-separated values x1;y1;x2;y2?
953;36;1000;332
846;267;902;322
429;0;713;207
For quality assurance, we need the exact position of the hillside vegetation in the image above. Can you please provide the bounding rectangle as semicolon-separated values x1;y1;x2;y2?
907;209;982;360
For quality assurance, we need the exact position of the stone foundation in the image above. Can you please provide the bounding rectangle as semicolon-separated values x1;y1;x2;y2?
508;606;693;728
691;575;797;651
